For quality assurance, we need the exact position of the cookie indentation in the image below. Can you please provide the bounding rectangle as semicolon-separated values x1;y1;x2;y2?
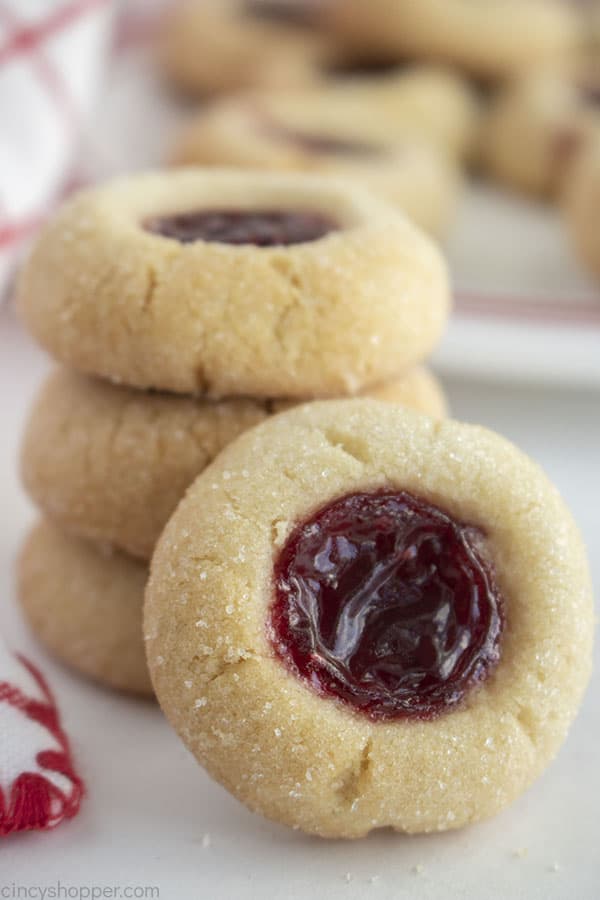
145;208;338;246
267;122;384;157
579;81;600;107
270;491;504;721
243;0;315;27
325;58;404;79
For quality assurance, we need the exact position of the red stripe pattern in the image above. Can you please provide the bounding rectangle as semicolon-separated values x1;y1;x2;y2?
0;0;108;65
0;654;83;837
0;0;110;260
455;290;600;327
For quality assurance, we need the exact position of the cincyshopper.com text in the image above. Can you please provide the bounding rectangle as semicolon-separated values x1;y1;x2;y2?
1;884;160;900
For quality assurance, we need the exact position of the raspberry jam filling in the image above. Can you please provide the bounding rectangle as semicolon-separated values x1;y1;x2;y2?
269;124;382;157
552;126;584;166
270;491;504;721
325;58;404;79
244;0;316;27
580;82;600;106
144;209;339;247
145;209;338;246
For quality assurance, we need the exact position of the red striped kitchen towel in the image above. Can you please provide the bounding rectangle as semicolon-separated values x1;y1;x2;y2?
0;647;83;836
0;0;115;295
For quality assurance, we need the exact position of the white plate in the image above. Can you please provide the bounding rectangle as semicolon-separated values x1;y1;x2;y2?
435;183;600;387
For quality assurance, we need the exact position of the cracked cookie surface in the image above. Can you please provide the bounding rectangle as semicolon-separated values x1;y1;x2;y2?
145;398;593;837
17;169;450;398
21;367;447;560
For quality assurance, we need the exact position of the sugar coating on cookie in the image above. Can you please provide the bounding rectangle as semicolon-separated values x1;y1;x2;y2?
17;169;450;398
145;399;593;838
18;521;151;696
21;367;447;560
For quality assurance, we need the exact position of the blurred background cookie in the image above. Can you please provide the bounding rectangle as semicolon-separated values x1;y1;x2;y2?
480;63;600;197
323;0;583;82
171;96;462;236
18;521;152;697
160;0;334;95
172;66;480;161
563;137;600;279
310;66;480;160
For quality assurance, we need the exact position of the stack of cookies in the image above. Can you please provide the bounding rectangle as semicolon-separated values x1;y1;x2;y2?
16;167;450;697
13;167;595;841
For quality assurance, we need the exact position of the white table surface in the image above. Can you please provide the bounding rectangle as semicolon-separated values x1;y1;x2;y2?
1;305;599;900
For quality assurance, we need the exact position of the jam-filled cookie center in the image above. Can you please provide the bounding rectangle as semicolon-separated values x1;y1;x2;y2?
264;121;384;158
270;491;504;721
325;57;405;80
145;208;338;246
579;80;600;107
243;0;316;27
